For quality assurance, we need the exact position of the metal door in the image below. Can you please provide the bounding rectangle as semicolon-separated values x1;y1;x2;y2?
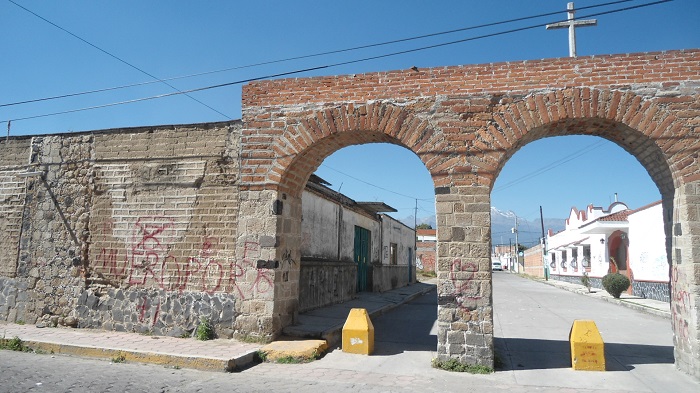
354;226;370;292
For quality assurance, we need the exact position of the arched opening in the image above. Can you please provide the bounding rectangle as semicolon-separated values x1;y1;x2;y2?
296;141;435;310
490;127;675;373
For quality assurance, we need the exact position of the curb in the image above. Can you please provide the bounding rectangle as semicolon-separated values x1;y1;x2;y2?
20;340;259;372
538;279;671;319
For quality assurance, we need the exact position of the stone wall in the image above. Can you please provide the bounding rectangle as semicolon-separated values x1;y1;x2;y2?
0;138;31;279
0;122;275;339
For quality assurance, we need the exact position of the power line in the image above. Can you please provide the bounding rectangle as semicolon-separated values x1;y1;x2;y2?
6;0;231;119
0;0;672;126
320;164;434;201
492;140;607;193
1;0;637;109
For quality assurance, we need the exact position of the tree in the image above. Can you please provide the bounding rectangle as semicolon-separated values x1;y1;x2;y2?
416;223;433;230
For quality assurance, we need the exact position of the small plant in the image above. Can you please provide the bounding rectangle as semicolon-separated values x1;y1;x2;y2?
195;317;215;341
111;353;126;363
602;272;630;299
16;320;25;325
581;271;592;293
431;358;493;374
0;336;31;352
276;355;301;364
256;350;268;363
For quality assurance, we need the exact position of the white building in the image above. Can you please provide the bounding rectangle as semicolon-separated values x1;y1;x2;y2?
298;175;416;312
546;200;669;301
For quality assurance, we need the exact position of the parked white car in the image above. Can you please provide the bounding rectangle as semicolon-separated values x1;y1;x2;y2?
491;260;503;271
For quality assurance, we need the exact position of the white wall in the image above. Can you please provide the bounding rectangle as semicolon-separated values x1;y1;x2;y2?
301;192;341;260
628;203;668;282
380;215;415;266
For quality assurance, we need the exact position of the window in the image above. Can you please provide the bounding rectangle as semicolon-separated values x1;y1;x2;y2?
390;243;398;265
571;248;578;269
582;245;591;268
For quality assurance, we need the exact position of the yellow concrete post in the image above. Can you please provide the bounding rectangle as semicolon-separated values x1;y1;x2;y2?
569;320;605;371
342;308;374;355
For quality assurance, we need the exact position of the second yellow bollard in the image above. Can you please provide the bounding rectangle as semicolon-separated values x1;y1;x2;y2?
342;308;374;355
569;320;606;371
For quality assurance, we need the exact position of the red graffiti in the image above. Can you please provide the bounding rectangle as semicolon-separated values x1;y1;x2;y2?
97;247;128;277
447;258;482;310
94;217;276;300
137;296;161;327
128;217;174;287
226;241;273;300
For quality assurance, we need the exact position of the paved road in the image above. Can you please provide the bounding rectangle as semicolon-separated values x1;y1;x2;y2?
1;273;698;392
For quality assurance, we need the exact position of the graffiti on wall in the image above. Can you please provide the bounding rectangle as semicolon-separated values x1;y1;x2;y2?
94;216;276;299
447;258;482;311
670;265;691;349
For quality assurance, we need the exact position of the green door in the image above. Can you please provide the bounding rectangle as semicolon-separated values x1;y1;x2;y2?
354;226;370;292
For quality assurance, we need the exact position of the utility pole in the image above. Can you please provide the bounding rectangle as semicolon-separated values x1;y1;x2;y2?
540;206;548;281
546;2;597;57
513;215;520;274
509;238;513;272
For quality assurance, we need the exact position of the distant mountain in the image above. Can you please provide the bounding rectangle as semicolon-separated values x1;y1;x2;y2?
400;208;565;250
400;214;436;229
491;207;565;248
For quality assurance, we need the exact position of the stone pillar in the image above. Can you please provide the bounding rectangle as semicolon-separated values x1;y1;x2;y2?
235;189;301;340
671;182;700;378
435;185;493;367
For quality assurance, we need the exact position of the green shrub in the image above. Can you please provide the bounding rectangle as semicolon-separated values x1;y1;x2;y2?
0;336;30;352
195;317;215;341
602;273;630;298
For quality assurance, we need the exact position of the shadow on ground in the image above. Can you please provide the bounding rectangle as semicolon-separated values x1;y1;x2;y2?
495;337;674;372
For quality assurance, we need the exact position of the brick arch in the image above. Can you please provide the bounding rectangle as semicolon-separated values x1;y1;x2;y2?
269;102;451;197
478;87;696;197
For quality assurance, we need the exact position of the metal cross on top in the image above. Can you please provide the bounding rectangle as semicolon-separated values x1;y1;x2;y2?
546;2;597;57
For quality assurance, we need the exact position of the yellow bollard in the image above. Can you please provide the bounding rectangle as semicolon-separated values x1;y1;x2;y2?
569;320;606;371
342;308;374;355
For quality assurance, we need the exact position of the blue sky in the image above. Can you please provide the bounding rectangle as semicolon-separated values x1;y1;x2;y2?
2;1;698;233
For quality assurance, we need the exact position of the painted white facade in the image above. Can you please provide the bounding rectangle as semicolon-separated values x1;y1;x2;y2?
627;203;668;281
300;190;382;263
380;214;415;267
545;200;669;301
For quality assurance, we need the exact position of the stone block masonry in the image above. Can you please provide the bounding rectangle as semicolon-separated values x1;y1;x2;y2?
0;121;284;340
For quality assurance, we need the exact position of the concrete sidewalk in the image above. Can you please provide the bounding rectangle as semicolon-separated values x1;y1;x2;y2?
533;275;671;319
282;281;436;346
0;280;436;372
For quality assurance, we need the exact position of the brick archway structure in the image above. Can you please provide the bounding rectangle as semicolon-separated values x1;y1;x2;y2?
240;50;700;377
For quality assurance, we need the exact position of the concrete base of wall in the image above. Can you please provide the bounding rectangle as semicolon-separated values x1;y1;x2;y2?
550;274;669;303
372;264;413;293
299;260;356;313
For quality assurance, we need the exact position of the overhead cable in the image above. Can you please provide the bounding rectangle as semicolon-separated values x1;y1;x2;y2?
1;0;636;109
0;0;672;125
